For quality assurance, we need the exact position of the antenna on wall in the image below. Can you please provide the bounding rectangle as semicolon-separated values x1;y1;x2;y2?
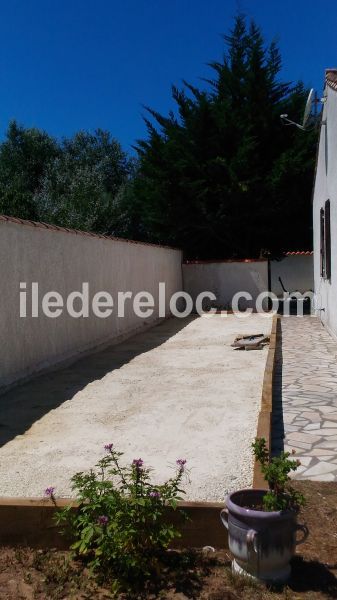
280;88;318;130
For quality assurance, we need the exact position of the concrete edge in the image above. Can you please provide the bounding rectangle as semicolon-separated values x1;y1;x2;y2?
253;313;279;489
0;497;227;550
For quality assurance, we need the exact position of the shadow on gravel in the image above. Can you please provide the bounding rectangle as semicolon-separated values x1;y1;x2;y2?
0;316;195;448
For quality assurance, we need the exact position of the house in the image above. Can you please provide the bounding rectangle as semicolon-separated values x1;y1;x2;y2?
313;69;337;338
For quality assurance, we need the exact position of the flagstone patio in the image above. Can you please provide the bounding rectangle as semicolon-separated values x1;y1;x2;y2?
272;316;337;481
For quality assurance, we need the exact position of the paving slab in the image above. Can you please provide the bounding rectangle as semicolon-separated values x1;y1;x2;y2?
272;316;337;481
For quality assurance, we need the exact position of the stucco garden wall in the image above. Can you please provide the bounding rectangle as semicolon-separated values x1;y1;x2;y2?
182;260;269;310
183;257;313;312
270;255;313;296
0;218;182;391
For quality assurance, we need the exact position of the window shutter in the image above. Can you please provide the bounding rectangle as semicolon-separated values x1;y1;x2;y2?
325;199;331;280
320;207;325;278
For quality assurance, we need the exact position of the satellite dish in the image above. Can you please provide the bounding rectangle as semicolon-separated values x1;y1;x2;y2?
302;88;315;128
280;88;316;131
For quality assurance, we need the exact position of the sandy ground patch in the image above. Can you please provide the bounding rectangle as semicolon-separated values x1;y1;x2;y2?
0;314;272;500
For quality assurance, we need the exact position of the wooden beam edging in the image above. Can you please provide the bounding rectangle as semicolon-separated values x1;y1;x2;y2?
0;317;282;550
253;313;280;489
0;497;227;550
0;316;281;549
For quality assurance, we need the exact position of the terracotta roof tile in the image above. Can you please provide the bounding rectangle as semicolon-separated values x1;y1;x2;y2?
326;69;337;91
184;258;267;264
0;214;181;252
0;215;313;259
184;252;313;263
284;251;313;256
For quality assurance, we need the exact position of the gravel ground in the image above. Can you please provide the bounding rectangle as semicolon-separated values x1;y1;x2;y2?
0;314;272;501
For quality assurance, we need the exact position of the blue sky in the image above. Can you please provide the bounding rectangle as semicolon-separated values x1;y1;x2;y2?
0;0;335;152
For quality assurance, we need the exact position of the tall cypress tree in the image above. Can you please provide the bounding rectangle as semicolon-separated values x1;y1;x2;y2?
131;15;316;258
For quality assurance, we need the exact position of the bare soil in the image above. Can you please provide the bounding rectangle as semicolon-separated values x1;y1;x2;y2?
0;481;336;599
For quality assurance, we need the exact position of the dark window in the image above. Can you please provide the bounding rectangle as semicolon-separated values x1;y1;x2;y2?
325;199;331;280
325;122;329;175
320;207;325;277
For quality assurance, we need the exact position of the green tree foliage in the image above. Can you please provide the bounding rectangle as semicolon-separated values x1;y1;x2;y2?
35;130;131;232
133;16;317;258
0;123;132;233
0;121;59;220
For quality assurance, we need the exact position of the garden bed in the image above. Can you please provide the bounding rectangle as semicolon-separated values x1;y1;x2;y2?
0;314;272;501
0;481;336;599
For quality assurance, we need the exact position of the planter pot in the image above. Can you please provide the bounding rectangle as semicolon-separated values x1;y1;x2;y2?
221;489;308;583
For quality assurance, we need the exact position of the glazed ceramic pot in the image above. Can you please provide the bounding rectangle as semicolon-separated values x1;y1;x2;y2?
220;489;308;583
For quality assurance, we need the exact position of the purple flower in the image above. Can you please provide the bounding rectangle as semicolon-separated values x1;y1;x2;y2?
132;458;144;469
104;443;113;452
44;487;55;497
149;490;161;499
97;515;109;526
176;459;187;468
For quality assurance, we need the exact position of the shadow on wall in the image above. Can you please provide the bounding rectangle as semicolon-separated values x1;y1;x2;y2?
0;316;195;449
270;255;313;296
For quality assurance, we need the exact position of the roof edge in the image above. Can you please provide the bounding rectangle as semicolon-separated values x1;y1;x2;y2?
184;251;313;264
326;68;337;91
284;251;313;256
0;214;181;252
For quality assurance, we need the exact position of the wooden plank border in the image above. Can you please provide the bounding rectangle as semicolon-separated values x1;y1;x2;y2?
0;317;281;549
253;313;280;489
0;497;227;549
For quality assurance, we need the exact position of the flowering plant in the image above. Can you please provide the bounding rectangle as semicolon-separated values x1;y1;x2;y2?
54;444;187;585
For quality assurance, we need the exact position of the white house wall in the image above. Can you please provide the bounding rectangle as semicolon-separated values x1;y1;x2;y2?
313;81;337;337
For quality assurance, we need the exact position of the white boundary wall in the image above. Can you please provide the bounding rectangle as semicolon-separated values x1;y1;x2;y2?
270;255;313;296
0;219;182;390
183;260;269;310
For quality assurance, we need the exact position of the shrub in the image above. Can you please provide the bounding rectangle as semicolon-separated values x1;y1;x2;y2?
252;437;305;512
53;445;187;587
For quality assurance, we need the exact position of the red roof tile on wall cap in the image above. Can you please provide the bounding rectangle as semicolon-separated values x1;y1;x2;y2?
0;214;181;252
326;69;337;91
284;251;313;256
183;258;267;264
183;253;313;263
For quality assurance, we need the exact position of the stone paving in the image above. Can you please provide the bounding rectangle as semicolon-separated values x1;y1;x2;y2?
272;316;337;481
